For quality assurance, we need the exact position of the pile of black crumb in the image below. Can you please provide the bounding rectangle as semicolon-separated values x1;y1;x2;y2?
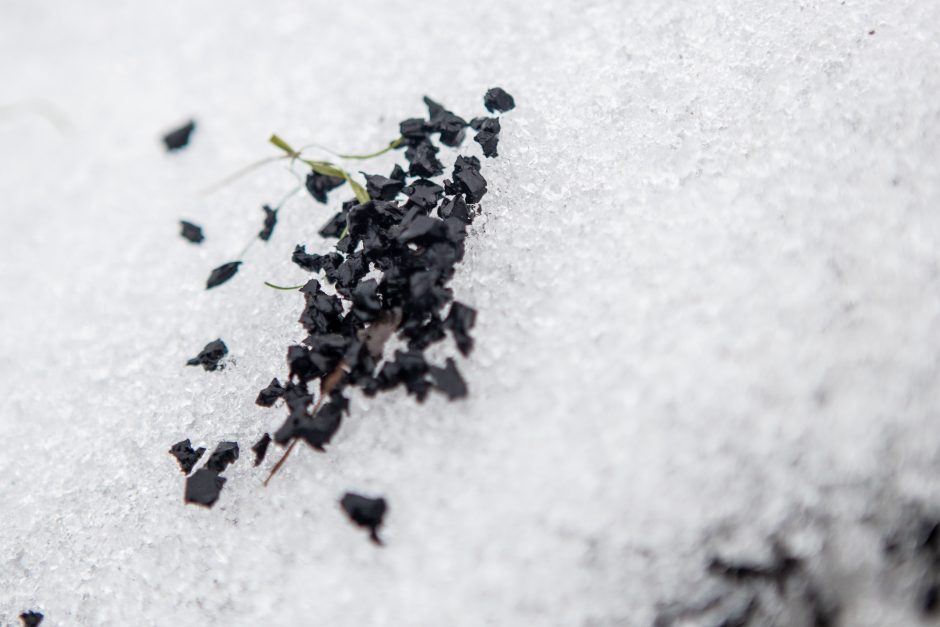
170;88;514;539
256;88;514;462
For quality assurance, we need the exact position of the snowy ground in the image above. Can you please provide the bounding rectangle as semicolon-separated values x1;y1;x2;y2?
1;1;940;625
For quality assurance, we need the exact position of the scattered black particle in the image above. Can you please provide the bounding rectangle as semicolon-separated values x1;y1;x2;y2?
292;244;324;272
438;195;472;224
340;492;387;544
423;96;468;147
259;205;278;241
252;433;272;466
429;357;468;399
319;207;350;239
206;261;241;289
205;441;239;472
180;220;204;244
405;139;444;177
470;116;501;158
19;611;43;627
163;120;195;151
449;155;487;203
484;87;515;113
256;377;285;407
402;179;444;210
186;338;228;371
364;172;405;201
185;468;226;507
306;170;346;204
445;302;477;355
169;439;206;474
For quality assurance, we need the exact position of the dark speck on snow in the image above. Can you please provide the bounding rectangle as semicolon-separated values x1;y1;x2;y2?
341;492;387;544
186;338;228;371
259;205;278;241
251;433;272;466
206;261;241;289
163;120;196;151
180;220;204;244
484;87;515;113
205;441;239;473
19;611;43;626
169;439;206;474
185;468;226;507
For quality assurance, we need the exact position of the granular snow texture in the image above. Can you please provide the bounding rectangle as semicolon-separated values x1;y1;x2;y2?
1;1;940;625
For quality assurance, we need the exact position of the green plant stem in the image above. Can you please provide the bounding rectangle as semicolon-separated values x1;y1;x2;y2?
264;281;305;290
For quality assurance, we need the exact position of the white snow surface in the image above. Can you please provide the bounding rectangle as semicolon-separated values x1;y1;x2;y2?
1;1;940;625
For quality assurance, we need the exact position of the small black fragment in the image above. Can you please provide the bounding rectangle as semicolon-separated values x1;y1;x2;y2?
423;96;468;147
319;209;349;239
340;492;387;544
405;139;444;178
399;117;427;141
163;119;195;151
306;170;346;204
450;156;487;204
206;261;241;289
205;441;239;472
444;302;477;355
438;195;472;224
364;172;405;201
19;611;43;627
169;439;206;474
470;116;501;158
251;433;272;466
429;358;468;399
484;87;515;113
179;220;204;244
186;338;228;371
292;245;323;272
185;468;226;507
259;205;278;241
402;179;444;211
256;378;285;407
389;164;407;182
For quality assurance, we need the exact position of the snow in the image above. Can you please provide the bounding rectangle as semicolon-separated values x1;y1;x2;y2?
1;0;940;624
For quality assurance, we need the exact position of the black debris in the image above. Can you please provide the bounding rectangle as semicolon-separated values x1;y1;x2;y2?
251;433;272;466
180;220;204;244
306;170;346;204
19;611;43;627
163;120;196;151
259;205;278;241
405;139;444;178
470;116;501;158
423;96;468;147
449;155;487;203
256;378;285;407
445;302;477;355
186;338;228;371
365;171;405;201
292;244;324;272
169;439;206;474
340;492;387;544
206;261;241;289
184;468;226;507
438;195;472;224
484;87;515;113
205;441;239;472
250;91;515;481
429;358;468;399
402;179;444;211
